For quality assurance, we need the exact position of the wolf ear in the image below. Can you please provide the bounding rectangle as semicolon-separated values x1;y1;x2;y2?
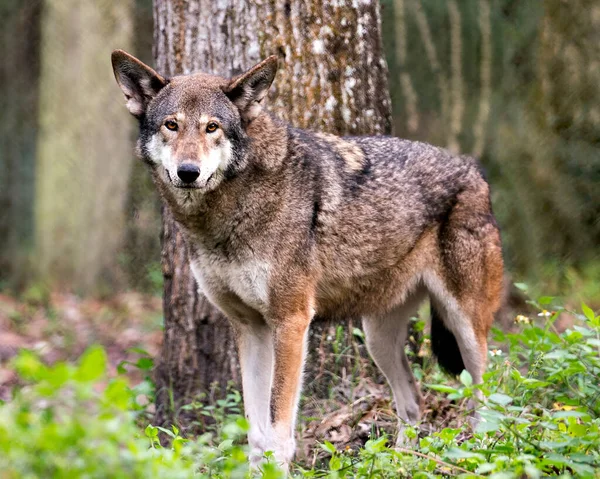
111;49;167;118
223;56;278;122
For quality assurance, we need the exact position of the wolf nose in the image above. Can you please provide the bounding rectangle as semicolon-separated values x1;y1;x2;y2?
177;163;200;184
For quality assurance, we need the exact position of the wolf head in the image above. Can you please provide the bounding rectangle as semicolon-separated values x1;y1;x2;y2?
111;50;278;193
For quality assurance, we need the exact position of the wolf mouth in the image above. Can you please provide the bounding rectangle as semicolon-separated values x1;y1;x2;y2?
165;169;213;189
165;169;200;189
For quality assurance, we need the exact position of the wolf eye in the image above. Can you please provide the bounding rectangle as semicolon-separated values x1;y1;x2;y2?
165;120;178;131
206;122;219;133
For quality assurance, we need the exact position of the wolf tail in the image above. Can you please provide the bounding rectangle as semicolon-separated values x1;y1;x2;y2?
430;303;465;376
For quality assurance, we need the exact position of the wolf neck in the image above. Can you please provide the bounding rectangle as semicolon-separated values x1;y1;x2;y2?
245;112;289;169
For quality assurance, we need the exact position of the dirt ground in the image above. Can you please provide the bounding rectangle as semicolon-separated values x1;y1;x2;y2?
0;292;163;401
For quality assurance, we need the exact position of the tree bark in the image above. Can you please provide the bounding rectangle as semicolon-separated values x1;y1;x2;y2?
153;0;392;431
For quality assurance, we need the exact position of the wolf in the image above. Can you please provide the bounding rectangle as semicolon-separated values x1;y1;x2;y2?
111;50;504;467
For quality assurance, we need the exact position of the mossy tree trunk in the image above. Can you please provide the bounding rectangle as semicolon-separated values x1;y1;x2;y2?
153;0;392;431
35;0;134;293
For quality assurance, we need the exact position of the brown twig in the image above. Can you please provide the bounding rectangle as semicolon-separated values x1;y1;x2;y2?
396;447;483;477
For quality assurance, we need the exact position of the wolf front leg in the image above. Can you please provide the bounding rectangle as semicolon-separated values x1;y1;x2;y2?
268;312;311;468
233;320;274;467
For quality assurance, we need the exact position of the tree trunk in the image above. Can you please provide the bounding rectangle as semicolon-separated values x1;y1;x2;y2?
0;0;42;289
153;0;392;431
536;0;600;248
35;0;134;293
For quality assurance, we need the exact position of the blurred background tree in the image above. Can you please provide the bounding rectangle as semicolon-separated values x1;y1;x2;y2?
35;0;135;293
383;0;600;287
0;0;42;290
0;0;159;294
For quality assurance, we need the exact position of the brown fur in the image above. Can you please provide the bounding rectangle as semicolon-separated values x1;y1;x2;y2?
315;132;366;172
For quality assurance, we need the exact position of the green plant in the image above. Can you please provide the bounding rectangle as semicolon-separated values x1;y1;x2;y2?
1;291;599;478
0;346;258;478
306;295;600;478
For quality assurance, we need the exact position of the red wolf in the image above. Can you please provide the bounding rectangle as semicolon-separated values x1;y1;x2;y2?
112;50;504;467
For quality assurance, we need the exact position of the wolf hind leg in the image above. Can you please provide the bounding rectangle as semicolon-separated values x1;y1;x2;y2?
425;213;504;425
362;287;427;445
427;291;488;387
428;291;493;429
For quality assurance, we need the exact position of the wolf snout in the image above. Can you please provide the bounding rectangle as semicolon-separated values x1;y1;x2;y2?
177;163;200;184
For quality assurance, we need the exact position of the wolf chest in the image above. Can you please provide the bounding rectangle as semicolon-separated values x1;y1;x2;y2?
190;255;271;315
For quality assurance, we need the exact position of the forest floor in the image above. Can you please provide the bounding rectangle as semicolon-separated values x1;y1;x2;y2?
0;290;469;461
2;288;598;477
0;288;585;466
0;291;163;402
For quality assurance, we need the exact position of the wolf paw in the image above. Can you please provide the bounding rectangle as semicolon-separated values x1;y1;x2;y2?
272;436;295;466
248;429;294;472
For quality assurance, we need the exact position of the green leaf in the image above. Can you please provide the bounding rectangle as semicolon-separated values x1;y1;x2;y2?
476;419;499;433
544;350;566;360
145;424;158;438
460;370;473;387
476;463;497;474
488;393;513;406
12;350;47;381
218;439;233;451
45;362;70;388
136;357;154;370
581;303;595;322
524;465;541;478
320;441;337;455
426;384;458;394
448;392;465;401
514;282;528;291
329;454;342;471
172;436;187;454
365;436;388;453
552;410;588;419
489;473;517;479
116;361;128;374
156;426;176;438
522;379;550;389
75;346;106;382
538;296;555;305
127;347;151;356
567;423;587;437
103;378;131;410
444;447;485;461
352;327;365;340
